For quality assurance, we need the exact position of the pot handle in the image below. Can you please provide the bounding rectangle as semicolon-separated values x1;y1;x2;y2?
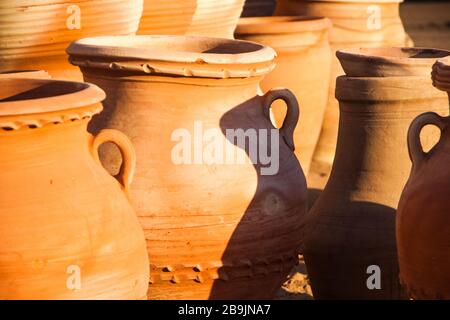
92;129;136;194
262;88;300;151
408;112;446;171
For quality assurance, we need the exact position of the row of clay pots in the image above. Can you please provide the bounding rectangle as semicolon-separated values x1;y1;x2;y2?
67;36;308;300
0;1;247;81
396;58;450;300
235;16;332;174
276;0;412;190
0;77;149;299
303;47;450;299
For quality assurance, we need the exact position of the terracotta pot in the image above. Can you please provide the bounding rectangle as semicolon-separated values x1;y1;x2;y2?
0;70;51;79
138;0;245;39
277;1;411;190
242;0;277;17
303;75;448;299
396;59;450;300
0;78;149;299
236;16;332;174
67;35;308;300
0;0;143;81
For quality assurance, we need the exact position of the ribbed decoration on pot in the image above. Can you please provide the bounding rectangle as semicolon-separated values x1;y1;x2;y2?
138;0;245;38
0;0;144;80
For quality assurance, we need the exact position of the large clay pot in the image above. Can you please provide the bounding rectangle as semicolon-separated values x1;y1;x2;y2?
303;75;449;299
396;59;450;300
0;78;149;299
235;16;332;174
242;0;277;17
0;0;143;81
67;35;308;300
138;0;245;39
275;1;411;190
0;70;51;79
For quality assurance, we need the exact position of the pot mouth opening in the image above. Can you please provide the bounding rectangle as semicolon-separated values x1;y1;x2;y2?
67;35;277;78
337;47;450;63
0;78;104;117
236;16;330;34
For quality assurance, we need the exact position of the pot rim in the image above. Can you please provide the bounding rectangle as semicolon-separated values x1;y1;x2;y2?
0;78;105;117
337;47;450;67
67;35;277;78
235;16;331;35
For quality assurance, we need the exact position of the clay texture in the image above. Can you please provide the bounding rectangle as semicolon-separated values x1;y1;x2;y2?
0;78;149;299
236;16;332;174
68;35;308;300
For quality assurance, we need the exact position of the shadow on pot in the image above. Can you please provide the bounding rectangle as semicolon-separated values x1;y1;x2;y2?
208;94;307;299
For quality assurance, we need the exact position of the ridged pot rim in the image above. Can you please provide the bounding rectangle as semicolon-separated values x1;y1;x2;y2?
67;35;277;79
432;58;450;92
335;75;446;101
235;16;331;35
0;78;105;117
337;47;450;77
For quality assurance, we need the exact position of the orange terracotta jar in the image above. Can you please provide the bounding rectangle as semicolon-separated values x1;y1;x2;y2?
0;70;51;79
396;59;450;299
0;78;149;299
236;16;332;175
275;0;411;190
0;0;143;81
303;74;448;299
138;0;245;38
68;35;308;300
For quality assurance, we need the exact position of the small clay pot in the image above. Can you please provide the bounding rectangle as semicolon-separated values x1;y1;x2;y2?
0;70;51;79
0;78;149;299
138;0;245;38
396;58;450;300
304;75;448;299
242;0;277;17
236;16;332;174
68;35;308;300
0;0;143;81
337;47;450;77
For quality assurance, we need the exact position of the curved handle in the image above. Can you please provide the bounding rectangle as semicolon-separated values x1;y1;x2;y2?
408;112;446;171
92;129;136;194
262;88;300;151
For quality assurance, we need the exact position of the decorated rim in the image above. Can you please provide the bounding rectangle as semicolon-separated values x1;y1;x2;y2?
0;78;105;117
236;16;331;34
67;35;277;78
337;47;450;66
335;75;447;101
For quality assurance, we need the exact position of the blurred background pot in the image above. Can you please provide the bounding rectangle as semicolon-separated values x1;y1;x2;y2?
396;59;450;300
303;74;448;299
68;35;308;300
0;0;143;81
236;16;332;175
138;0;245;38
0;78;149;299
